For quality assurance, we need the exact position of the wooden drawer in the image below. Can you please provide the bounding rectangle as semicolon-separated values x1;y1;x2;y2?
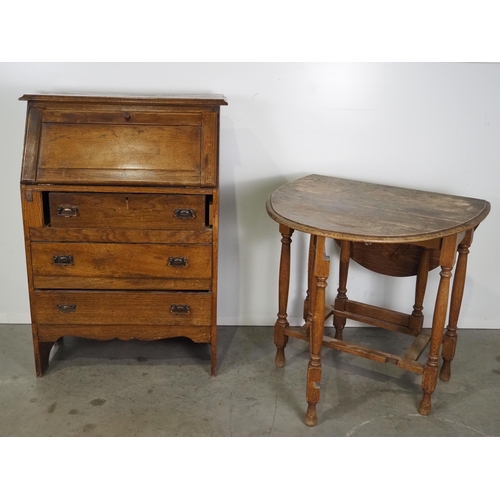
32;290;212;326
49;193;206;230
31;242;212;290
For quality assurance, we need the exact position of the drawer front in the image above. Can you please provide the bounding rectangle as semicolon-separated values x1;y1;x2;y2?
32;291;212;326
36;117;203;186
31;242;212;290
49;193;206;230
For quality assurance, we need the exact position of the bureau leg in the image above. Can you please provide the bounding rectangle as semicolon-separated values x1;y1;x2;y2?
305;236;330;427
420;235;457;415
33;331;54;378
333;240;351;341
210;336;217;376
440;230;472;382
275;225;293;368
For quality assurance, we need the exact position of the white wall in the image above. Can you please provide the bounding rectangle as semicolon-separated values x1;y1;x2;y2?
0;62;498;327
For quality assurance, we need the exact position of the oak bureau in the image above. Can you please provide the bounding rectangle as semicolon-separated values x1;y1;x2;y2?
19;93;227;376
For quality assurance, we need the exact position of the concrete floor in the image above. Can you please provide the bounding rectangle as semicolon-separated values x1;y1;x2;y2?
1;324;499;436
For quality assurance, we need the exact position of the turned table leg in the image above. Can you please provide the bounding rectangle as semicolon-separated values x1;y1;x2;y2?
333;240;351;340
440;230;473;382
420;235;458;415
303;235;317;334
274;224;294;368
305;236;330;427
409;248;430;333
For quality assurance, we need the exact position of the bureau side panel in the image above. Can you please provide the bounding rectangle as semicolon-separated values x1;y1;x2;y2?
20;107;42;184
200;111;218;187
20;186;44;321
210;188;219;373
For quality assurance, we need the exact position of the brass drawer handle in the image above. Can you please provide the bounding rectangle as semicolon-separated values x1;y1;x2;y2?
168;257;188;267
53;255;74;266
57;304;76;313
57;205;79;217
174;208;196;219
170;304;190;314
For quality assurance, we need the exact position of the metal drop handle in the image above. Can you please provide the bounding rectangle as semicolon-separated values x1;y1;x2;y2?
174;208;196;219
53;255;74;266
57;206;79;217
57;304;76;313
170;304;190;314
168;257;188;267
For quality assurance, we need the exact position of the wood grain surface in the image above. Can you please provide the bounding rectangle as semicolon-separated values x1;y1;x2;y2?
32;290;212;326
31;242;212;289
267;174;490;243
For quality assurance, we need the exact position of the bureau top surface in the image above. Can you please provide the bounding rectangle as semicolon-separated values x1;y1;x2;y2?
20;92;226;187
20;93;228;106
266;174;491;243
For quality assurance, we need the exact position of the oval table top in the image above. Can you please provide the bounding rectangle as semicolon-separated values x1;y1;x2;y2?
266;175;491;243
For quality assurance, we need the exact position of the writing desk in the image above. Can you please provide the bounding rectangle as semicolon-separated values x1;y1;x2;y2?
266;174;490;426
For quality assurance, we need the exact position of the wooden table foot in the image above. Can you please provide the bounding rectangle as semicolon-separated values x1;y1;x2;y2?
305;403;318;427
439;362;451;382
306;359;321;425
275;348;286;368
333;328;344;341
419;392;432;415
420;359;439;416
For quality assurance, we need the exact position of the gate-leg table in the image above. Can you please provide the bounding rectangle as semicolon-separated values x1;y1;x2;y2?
266;175;490;426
